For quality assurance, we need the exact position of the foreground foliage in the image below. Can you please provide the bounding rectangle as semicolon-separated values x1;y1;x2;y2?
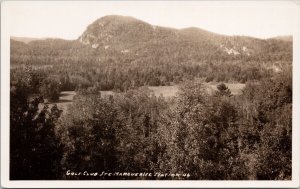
10;67;292;180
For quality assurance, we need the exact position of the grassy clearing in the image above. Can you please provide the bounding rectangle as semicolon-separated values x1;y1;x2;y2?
47;82;245;113
149;83;245;97
148;86;179;98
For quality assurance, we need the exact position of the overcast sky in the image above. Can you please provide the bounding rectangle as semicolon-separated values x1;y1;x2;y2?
4;1;300;39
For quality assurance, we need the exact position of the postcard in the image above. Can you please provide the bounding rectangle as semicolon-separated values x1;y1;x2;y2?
1;1;300;188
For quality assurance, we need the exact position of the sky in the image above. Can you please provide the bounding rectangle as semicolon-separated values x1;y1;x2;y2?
4;1;300;39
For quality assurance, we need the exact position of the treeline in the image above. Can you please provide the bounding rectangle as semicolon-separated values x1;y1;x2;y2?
11;59;291;94
10;66;292;180
11;64;62;101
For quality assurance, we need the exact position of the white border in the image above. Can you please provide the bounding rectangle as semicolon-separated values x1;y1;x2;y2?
1;1;300;188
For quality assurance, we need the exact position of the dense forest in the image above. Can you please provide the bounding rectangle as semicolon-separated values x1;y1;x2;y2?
10;15;292;180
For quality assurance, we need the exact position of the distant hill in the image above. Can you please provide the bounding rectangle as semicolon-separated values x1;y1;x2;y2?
78;15;292;57
11;15;293;65
10;36;47;44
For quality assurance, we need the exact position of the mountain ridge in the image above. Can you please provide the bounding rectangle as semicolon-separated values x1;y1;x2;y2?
11;15;293;65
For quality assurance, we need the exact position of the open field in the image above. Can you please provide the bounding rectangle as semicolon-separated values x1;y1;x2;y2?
48;83;245;113
148;86;179;97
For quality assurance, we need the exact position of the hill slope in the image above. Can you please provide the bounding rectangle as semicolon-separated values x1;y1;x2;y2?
11;15;292;66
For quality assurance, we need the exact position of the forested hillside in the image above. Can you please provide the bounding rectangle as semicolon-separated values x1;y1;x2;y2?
11;15;292;91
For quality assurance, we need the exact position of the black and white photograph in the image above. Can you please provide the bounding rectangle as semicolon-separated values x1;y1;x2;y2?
1;1;300;188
